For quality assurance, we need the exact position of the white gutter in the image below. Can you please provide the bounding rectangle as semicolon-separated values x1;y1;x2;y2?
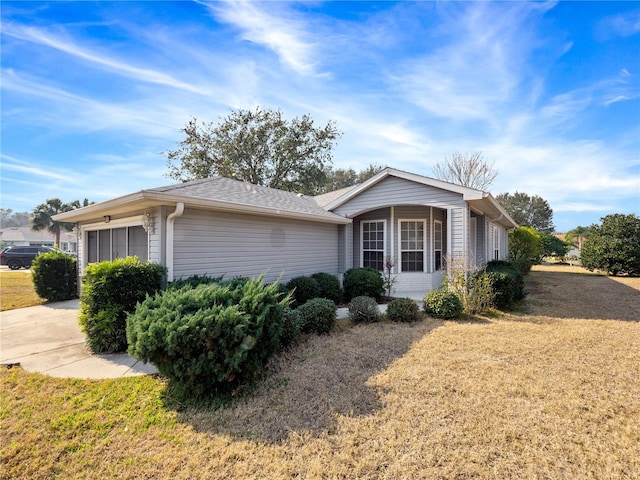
166;202;184;282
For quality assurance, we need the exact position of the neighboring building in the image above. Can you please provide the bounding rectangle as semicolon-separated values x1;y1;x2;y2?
0;226;77;253
53;168;517;298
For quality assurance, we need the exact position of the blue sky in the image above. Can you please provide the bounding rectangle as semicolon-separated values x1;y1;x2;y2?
1;1;638;232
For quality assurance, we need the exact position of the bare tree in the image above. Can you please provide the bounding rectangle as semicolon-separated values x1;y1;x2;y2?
432;151;497;191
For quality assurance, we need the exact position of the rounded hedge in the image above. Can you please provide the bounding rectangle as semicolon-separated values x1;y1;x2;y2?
286;276;321;307
311;272;342;304
31;251;77;301
348;296;380;323
343;267;384;301
297;298;337;335
424;288;463;319
280;307;303;348
386;297;421;323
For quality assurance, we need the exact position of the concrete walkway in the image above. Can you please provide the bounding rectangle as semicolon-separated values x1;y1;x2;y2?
0;300;157;379
1;299;410;379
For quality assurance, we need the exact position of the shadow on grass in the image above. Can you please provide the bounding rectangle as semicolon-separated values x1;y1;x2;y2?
167;319;443;444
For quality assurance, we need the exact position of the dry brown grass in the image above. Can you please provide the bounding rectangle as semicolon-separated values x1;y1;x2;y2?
0;271;45;311
2;264;639;479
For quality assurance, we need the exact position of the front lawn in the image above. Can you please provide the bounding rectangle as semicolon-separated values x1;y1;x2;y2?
2;265;639;479
0;271;45;311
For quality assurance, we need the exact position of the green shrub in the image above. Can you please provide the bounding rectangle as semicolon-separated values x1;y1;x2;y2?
126;275;287;398
280;307;303;348
167;274;222;290
484;262;526;309
386;298;420;322
79;257;166;353
343;267;384;301
311;272;342;303
511;258;533;276
424;288;463;319
286;276;321;307
297;298;337;335
31;251;77;301
348;296;380;323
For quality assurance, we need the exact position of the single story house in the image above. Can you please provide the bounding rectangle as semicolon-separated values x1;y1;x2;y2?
53;167;517;298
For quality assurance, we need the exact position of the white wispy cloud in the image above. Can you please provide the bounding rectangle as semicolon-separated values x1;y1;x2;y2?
2;23;210;94
203;0;325;77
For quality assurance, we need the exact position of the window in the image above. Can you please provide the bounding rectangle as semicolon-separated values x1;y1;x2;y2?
400;220;425;272
434;220;443;271
493;228;500;261
86;225;148;263
361;220;385;271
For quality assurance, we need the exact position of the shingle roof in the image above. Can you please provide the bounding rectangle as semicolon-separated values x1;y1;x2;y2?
149;177;346;222
312;185;358;208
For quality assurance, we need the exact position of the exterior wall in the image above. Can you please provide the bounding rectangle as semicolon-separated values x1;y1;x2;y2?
474;213;486;266
332;176;465;217
172;208;340;284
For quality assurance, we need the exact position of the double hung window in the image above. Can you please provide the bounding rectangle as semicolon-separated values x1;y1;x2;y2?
361;220;385;271
400;220;425;272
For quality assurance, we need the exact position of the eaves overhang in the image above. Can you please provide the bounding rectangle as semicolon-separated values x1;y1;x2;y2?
52;190;351;225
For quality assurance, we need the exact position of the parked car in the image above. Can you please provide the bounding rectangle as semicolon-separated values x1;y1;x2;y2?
0;245;60;270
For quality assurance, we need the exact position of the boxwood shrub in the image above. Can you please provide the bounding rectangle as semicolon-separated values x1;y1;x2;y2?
311;272;343;304
79;257;166;353
343;267;384;301
280;307;303;348
424;288;463;319
348;296;380;323
126;275;287;397
286;276;321;307
31;251;78;301
386;297;421;323
297;298;337;335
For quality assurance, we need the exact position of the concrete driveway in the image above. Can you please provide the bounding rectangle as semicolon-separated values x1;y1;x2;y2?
0;299;157;379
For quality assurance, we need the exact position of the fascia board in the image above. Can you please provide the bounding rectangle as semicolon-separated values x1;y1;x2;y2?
53;191;351;225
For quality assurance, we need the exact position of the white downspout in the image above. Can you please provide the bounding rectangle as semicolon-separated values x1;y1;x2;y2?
166;202;184;282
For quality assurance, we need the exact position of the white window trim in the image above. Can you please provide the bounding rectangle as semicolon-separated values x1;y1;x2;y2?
434;219;443;272
83;217;149;266
397;219;426;273
360;219;386;270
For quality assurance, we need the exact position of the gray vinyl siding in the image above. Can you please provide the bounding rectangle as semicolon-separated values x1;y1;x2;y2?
172;209;339;283
450;207;466;255
333;176;465;217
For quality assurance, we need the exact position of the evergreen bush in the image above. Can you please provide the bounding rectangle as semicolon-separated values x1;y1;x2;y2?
297;298;337;335
311;272;342;303
342;267;384;301
424;288;463;319
280;307;303;348
79;257;166;353
286;276;321;307
484;262;526;309
31;251;77;301
126;275;287;397
386;298;420;322
348;296;380;323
